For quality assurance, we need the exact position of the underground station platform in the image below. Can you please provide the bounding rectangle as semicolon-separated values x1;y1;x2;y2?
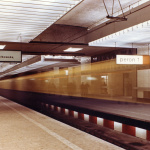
1;95;150;150
0;96;124;150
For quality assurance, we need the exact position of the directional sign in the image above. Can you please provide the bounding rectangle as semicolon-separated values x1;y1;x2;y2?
0;50;22;62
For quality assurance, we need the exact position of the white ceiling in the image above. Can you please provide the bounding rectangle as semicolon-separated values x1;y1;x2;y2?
0;0;148;43
0;0;82;42
0;0;150;77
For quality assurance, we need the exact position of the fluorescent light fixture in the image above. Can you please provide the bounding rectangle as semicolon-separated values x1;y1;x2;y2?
0;45;5;49
64;47;83;52
87;77;97;80
44;55;74;59
30;78;35;81
101;76;107;79
65;70;68;75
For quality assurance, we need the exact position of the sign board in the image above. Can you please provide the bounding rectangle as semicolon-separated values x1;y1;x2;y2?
116;55;143;64
0;50;22;62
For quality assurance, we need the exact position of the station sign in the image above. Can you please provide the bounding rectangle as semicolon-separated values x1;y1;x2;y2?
116;55;143;64
116;55;150;65
0;50;22;62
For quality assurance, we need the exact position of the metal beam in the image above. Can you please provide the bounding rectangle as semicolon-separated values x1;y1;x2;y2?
0;41;87;55
30;41;88;46
0;56;41;75
86;1;150;43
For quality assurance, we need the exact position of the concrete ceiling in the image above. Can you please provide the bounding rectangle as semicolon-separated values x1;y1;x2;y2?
0;0;150;77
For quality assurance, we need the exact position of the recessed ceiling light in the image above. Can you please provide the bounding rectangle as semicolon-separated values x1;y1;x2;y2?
64;47;83;52
0;45;5;49
44;55;74;59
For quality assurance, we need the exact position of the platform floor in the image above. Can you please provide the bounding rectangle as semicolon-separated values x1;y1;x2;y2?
0;97;123;150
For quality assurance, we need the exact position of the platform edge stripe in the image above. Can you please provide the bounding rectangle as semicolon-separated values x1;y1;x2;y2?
65;109;69;115
74;111;78;118
122;124;135;136
97;117;104;126
78;112;84;120
114;121;122;132
47;105;148;140
89;116;97;124
84;114;89;122
136;127;146;139
58;107;61;113
69;110;74;117
147;130;150;141
51;105;54;111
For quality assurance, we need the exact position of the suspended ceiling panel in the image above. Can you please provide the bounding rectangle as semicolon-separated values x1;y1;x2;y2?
0;0;82;43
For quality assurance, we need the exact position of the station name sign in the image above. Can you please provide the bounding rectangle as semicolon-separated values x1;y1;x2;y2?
0;50;22;62
116;55;143;64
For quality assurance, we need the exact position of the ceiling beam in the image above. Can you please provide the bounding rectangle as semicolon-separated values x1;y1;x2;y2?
0;41;87;55
32;24;88;44
0;56;41;75
30;41;88;45
86;1;150;43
